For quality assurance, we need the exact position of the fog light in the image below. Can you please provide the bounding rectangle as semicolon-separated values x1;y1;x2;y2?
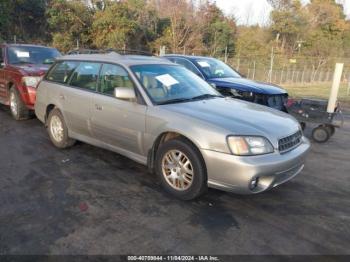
250;177;259;190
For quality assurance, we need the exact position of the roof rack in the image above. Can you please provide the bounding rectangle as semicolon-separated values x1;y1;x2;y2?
66;49;104;55
66;48;153;56
106;49;153;56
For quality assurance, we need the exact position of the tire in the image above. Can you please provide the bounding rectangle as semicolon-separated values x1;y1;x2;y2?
325;125;335;136
300;122;306;131
312;126;330;143
9;87;30;120
47;108;76;149
155;137;207;200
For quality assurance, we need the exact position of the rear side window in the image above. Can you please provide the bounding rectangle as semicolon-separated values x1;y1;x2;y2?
69;62;101;91
46;61;79;84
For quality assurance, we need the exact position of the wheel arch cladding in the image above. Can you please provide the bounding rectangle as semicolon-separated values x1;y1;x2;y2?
148;131;207;174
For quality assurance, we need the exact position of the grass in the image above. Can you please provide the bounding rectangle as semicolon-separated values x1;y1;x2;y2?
282;82;350;109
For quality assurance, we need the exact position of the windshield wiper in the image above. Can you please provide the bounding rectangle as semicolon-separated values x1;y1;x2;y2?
189;94;223;101
157;98;192;105
11;61;34;65
157;94;222;105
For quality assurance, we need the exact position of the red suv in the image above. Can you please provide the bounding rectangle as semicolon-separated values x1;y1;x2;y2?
0;44;61;120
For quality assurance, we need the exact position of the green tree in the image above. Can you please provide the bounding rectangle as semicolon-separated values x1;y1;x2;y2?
47;0;93;52
303;0;349;74
91;1;140;49
235;26;270;61
0;0;48;43
0;0;12;41
269;0;307;53
199;2;236;56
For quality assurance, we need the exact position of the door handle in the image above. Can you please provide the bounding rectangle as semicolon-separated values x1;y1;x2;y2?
95;104;103;111
59;94;65;100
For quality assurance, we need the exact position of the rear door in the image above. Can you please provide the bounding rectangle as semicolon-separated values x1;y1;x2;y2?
62;62;102;137
90;63;147;155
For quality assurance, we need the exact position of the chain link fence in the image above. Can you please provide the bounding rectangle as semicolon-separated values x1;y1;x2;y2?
166;46;350;85
223;56;350;85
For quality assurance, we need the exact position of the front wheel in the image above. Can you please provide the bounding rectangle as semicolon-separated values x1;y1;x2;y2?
155;138;207;200
9;87;30;120
47;108;76;149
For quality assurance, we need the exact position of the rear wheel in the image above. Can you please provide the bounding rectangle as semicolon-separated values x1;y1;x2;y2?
155;137;207;200
9;87;30;120
47;108;76;149
312;126;330;143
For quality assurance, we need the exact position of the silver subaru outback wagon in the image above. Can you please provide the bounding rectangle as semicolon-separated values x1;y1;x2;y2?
35;52;310;200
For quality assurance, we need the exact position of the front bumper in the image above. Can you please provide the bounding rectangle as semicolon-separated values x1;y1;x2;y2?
201;136;310;194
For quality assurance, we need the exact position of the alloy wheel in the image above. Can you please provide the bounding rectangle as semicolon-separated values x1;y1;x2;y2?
50;115;64;142
162;150;194;191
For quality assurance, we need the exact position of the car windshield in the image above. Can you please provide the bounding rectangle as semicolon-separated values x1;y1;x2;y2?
131;64;222;105
194;58;241;79
7;46;61;65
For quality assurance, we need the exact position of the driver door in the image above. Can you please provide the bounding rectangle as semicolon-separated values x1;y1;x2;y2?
90;63;147;155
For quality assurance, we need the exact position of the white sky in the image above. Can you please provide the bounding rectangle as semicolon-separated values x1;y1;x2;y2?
214;0;350;25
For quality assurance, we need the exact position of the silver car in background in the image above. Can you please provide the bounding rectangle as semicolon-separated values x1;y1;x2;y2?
35;53;310;200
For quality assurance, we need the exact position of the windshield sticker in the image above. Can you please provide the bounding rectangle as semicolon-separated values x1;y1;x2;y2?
16;51;30;58
198;61;210;67
155;74;179;86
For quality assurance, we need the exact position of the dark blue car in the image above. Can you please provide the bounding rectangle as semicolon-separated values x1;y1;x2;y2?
163;55;288;111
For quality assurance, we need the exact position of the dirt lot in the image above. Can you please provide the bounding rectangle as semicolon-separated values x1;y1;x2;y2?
0;105;349;255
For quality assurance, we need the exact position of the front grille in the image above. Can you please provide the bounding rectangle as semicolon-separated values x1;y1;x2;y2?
278;130;303;153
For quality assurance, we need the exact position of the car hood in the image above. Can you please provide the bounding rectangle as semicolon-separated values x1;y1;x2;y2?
162;98;300;146
208;77;287;95
11;64;50;76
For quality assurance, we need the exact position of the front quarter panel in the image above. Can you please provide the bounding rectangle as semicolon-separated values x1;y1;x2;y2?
144;106;232;154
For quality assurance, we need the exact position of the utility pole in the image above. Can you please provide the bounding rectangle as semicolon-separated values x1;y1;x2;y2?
224;46;228;63
328;63;344;113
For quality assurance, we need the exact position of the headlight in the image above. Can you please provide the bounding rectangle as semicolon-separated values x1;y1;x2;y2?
227;136;274;156
22;76;42;88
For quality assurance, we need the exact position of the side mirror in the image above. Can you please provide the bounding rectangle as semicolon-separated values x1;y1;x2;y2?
114;87;136;101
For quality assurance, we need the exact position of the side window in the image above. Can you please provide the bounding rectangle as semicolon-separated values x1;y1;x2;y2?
99;64;134;96
174;58;203;78
69;62;101;91
46;61;79;84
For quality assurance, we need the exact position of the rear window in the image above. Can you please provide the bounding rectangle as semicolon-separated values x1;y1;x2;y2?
46;61;80;84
